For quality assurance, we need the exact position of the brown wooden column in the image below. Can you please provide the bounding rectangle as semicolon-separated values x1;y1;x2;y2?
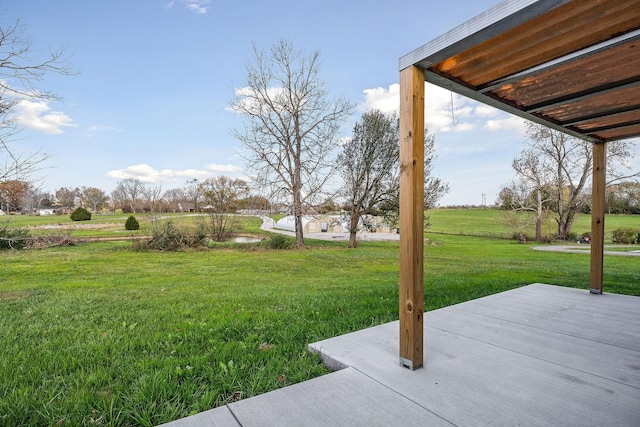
590;142;606;294
399;65;424;370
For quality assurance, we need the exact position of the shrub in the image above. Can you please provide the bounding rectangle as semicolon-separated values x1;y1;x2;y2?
70;207;92;221
267;234;292;249
142;219;206;251
0;225;30;250
538;234;554;244
125;215;140;230
207;213;239;242
511;231;529;244
566;231;578;242
611;227;639;244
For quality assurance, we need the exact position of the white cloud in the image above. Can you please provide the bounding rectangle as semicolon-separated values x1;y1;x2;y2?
474;104;500;117
484;116;527;134
86;124;123;138
15;99;76;134
166;0;209;14
205;163;244;173
361;84;400;116
106;164;166;183
106;163;244;184
185;1;209;14
360;83;535;139
360;83;482;133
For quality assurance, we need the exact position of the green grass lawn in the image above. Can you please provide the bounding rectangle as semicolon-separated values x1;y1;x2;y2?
2;213;268;240
428;208;640;241
1;212;639;426
5;209;638;242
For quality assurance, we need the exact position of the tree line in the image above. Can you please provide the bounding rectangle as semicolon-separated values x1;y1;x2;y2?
1;18;637;249
0;176;261;216
497;123;639;242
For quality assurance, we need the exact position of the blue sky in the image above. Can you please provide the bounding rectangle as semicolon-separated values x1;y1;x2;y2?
5;0;638;206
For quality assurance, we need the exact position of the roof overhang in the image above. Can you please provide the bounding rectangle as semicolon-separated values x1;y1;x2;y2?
399;0;640;143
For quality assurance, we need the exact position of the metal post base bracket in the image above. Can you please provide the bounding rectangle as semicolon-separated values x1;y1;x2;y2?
590;288;603;294
400;357;423;370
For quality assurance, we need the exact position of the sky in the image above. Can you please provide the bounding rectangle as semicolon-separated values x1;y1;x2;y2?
4;0;638;207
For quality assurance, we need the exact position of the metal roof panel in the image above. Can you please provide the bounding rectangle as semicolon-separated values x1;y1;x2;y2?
401;0;640;142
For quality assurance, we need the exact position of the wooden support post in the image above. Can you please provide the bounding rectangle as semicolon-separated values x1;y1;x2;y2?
399;65;424;370
590;142;606;294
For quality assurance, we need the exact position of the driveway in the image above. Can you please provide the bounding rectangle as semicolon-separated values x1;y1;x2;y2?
532;245;640;257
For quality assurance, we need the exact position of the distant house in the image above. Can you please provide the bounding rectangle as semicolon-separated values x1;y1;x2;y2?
177;203;197;213
37;207;59;216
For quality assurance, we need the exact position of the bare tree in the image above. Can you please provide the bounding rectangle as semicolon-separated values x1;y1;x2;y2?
0;19;74;183
511;150;553;241
604;181;640;214
422;137;450;211
377;130;449;233
55;186;78;212
199;176;249;242
163;187;186;212
114;178;145;213
23;186;50;212
110;187;125;213
142;184;163;213
240;194;271;212
184;179;202;212
512;123;639;240
79;186;109;213
231;40;354;246
200;176;249;213
338;110;399;248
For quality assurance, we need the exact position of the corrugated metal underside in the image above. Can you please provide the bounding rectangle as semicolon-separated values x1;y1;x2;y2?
406;0;640;143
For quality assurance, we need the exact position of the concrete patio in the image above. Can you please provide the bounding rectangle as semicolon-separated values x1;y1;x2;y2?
159;283;640;426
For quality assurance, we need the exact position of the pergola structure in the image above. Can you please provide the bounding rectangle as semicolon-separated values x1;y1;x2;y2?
398;0;640;369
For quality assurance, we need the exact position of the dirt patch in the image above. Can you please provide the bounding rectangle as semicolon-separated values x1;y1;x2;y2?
0;290;32;302
33;223;121;230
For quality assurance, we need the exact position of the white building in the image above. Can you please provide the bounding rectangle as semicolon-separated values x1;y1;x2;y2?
37;207;59;216
275;214;390;234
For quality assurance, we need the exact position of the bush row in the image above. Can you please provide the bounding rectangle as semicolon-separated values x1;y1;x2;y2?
4;212;295;251
611;227;640;244
129;216;293;251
